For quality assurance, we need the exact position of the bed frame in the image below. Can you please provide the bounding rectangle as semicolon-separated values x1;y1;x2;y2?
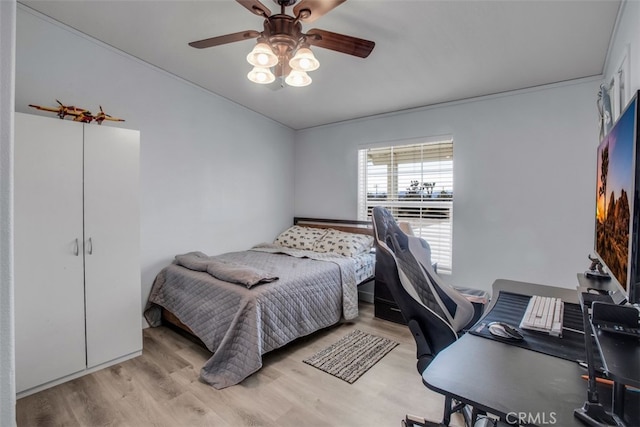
161;217;374;337
293;217;373;235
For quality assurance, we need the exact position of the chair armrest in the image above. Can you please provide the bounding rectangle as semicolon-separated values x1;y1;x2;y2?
454;287;490;331
453;286;489;305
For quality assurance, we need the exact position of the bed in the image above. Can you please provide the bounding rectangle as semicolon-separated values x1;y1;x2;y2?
143;218;375;389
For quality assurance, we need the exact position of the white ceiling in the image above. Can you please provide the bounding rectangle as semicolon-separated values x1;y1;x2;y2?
20;0;621;130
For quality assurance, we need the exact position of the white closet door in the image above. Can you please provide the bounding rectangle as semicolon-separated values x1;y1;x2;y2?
83;125;141;367
14;113;86;392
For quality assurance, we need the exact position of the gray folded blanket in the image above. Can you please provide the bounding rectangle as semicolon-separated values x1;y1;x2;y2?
175;251;278;288
175;251;210;271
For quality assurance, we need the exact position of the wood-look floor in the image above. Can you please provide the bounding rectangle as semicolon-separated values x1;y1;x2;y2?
16;302;464;427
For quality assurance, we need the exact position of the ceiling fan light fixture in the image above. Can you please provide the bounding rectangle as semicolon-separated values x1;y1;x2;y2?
289;47;319;71
285;70;312;87
247;66;276;84
246;42;278;67
190;0;376;90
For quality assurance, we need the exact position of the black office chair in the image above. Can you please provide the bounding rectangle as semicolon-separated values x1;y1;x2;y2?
371;207;489;427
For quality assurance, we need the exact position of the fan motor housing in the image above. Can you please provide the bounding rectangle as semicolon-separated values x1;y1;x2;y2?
273;0;298;7
263;15;304;54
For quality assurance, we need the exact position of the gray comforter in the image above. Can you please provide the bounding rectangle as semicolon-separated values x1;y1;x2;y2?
144;244;359;389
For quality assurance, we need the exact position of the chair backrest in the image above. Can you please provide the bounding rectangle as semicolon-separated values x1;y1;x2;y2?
372;207;475;370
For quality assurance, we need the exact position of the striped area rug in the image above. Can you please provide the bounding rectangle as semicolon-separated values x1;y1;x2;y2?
303;329;399;384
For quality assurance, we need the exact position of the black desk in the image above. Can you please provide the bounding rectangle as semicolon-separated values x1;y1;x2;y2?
576;274;640;390
594;330;640;388
422;279;588;426
577;273;640;421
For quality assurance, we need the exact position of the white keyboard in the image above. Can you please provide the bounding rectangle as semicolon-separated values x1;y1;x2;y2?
520;295;564;337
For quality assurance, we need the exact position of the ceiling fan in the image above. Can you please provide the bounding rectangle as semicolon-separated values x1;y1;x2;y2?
188;0;375;87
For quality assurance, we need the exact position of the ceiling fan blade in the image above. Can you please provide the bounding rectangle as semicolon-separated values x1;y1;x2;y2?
189;30;260;49
306;29;375;58
294;0;346;22
236;0;271;17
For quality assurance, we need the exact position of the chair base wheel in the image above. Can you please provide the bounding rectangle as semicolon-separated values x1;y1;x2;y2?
403;414;446;427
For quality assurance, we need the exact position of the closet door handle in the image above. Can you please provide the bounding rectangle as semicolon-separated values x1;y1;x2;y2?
87;237;93;255
74;238;79;256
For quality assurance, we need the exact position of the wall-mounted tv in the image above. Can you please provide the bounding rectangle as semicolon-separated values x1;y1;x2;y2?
594;89;640;305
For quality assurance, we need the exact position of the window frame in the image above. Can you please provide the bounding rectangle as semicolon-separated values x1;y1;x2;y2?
358;138;454;273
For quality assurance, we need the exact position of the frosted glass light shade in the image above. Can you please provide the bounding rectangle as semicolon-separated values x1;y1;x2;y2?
246;43;278;68
289;47;319;71
247;66;275;84
285;70;312;87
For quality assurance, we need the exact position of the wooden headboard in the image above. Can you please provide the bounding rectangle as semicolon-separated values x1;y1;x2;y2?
293;217;373;236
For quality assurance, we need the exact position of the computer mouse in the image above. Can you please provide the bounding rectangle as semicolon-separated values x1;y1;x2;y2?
488;322;524;341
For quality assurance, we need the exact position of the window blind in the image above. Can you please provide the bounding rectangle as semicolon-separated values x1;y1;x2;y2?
358;140;454;273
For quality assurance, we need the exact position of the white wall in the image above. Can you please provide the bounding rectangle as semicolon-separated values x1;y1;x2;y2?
0;1;16;424
15;6;296;316
294;80;601;293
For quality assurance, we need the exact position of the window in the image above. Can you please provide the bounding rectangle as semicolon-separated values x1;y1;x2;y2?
358;140;454;273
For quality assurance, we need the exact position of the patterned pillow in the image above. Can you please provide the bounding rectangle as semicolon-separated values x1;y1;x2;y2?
274;225;328;250
312;229;374;257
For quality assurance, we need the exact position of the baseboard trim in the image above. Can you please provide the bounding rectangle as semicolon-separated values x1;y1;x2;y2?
16;349;142;399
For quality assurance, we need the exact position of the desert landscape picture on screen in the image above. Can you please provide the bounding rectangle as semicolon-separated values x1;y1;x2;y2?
595;104;635;290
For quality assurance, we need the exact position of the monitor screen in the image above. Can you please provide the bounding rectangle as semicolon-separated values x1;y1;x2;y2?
594;90;640;304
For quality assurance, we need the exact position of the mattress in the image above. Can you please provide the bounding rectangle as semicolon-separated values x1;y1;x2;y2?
144;245;373;388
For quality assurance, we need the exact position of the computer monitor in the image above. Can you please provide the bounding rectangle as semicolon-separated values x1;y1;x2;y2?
593;89;640;305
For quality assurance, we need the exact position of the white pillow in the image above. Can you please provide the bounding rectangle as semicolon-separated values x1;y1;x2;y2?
312;229;374;257
274;225;327;250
